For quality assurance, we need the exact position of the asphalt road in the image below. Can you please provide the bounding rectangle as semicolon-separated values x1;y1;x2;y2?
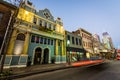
14;60;120;80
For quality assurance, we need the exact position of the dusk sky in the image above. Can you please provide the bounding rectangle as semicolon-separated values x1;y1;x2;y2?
30;0;120;48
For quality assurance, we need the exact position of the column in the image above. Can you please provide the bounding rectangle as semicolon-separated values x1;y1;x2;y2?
61;41;64;56
23;32;30;55
55;39;58;56
7;29;17;55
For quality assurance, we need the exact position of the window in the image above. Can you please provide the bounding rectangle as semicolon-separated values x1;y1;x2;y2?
76;38;78;45
58;40;61;46
39;20;42;26
48;39;50;45
36;36;39;43
40;37;43;44
49;23;51;29
72;37;75;44
67;35;70;41
0;12;3;23
44;38;47;44
33;16;37;24
51;40;53;45
45;22;47;28
53;26;56;31
31;35;35;42
79;39;82;46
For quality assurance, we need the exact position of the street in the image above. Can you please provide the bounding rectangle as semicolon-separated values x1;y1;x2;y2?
14;60;120;80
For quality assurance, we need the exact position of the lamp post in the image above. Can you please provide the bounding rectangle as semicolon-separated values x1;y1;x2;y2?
67;40;70;65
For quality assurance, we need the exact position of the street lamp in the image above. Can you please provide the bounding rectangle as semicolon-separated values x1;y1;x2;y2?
67;40;70;65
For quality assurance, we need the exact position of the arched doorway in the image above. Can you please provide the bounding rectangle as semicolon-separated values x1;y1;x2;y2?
43;48;49;64
34;47;42;65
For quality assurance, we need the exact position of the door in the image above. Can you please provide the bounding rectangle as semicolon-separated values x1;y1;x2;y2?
34;47;42;65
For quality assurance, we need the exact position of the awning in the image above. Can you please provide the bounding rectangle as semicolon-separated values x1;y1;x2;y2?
85;49;93;53
66;47;85;53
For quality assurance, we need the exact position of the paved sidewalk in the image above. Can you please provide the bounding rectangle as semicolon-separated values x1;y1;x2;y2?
1;60;106;79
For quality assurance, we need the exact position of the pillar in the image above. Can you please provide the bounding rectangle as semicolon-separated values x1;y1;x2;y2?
61;41;64;56
55;39;58;56
23;32;30;55
7;29;17;55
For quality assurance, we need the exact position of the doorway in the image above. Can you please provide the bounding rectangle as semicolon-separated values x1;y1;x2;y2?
34;47;42;65
43;48;49;64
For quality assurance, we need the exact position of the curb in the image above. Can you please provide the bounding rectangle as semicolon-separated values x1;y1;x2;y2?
1;66;72;80
1;61;105;80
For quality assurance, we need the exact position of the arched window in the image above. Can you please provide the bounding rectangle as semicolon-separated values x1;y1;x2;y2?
13;33;25;55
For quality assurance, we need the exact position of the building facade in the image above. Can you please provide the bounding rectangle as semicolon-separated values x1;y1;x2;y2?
73;28;93;59
102;32;115;59
5;1;66;68
92;34;101;56
65;31;85;63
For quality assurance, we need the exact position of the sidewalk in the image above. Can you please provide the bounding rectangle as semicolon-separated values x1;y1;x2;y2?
1;60;105;79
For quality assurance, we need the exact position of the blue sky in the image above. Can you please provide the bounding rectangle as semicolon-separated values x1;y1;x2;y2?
30;0;120;48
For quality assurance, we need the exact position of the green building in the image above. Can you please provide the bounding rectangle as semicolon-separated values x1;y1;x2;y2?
65;31;85;63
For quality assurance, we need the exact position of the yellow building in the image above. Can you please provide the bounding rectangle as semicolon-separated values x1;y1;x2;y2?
5;1;66;67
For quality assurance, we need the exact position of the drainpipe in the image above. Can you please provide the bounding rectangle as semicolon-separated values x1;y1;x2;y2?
0;10;14;73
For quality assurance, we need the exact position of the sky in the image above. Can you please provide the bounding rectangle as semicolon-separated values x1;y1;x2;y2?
29;0;120;48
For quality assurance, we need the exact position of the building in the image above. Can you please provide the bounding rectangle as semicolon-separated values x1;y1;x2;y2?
72;28;93;59
0;1;18;69
102;32;115;59
92;34;101;56
65;31;85;63
5;1;65;68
